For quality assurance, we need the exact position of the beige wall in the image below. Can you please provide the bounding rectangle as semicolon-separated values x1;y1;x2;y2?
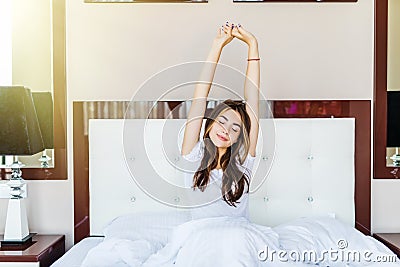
372;180;400;233
388;0;400;91
67;0;373;101
0;1;12;85
12;0;52;92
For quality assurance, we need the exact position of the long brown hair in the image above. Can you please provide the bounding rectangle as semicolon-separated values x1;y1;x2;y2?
193;100;252;207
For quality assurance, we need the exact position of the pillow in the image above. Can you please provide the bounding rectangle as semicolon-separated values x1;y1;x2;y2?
273;216;399;266
103;210;191;246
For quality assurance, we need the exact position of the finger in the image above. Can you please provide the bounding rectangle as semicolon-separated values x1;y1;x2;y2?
223;21;230;30
223;23;231;33
227;23;234;35
232;26;241;38
231;28;238;37
237;24;244;33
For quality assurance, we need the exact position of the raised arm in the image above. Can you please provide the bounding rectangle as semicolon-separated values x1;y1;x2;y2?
181;24;234;155
232;25;260;157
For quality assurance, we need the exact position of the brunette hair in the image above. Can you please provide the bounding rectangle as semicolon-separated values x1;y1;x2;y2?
193;99;251;206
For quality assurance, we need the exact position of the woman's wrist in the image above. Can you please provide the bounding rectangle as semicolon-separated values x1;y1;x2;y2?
212;39;225;50
247;39;258;48
205;41;223;63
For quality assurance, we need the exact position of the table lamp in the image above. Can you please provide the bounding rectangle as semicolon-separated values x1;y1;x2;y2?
0;86;44;243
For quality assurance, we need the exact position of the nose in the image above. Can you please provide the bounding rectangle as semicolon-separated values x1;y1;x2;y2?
220;125;228;134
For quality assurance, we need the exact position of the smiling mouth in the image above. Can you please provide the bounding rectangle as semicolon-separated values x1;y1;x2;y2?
217;134;229;142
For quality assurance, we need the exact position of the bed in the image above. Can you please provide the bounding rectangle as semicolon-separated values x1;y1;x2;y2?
52;118;399;267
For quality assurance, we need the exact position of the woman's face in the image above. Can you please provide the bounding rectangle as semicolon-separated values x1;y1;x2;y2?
209;108;242;149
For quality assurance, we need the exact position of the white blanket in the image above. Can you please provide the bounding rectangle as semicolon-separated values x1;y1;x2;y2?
143;216;283;267
81;216;400;267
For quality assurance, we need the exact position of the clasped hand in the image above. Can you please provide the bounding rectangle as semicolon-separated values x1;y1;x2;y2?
214;22;257;48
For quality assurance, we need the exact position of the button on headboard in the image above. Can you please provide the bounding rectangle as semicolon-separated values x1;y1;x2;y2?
89;118;355;236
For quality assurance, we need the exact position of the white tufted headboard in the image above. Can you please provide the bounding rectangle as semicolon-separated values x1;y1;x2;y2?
89;118;355;236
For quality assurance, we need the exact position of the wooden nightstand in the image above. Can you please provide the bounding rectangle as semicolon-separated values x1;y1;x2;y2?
0;235;65;267
373;233;400;258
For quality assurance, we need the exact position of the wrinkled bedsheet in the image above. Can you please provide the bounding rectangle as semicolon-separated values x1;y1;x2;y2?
81;216;400;267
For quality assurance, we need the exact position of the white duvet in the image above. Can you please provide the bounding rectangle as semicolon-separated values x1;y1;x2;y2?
81;215;399;267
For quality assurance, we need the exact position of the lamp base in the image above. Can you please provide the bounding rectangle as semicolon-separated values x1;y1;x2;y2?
4;198;29;241
0;233;36;246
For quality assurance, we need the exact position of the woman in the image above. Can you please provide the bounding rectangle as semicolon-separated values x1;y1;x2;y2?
143;24;278;267
181;22;260;219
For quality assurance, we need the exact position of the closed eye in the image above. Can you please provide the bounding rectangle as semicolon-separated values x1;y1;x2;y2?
218;116;227;125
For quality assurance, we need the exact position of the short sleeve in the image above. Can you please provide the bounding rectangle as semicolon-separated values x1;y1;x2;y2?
182;140;204;162
239;154;256;179
243;154;256;169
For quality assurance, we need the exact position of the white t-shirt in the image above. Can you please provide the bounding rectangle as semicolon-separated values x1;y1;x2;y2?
182;140;256;220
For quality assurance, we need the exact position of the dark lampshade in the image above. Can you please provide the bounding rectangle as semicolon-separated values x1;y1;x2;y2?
0;86;44;155
32;92;54;149
387;91;400;148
